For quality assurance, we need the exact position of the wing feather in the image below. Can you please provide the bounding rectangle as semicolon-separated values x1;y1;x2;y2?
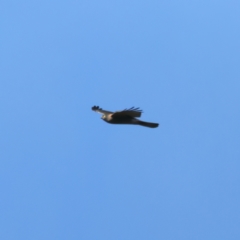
112;107;143;118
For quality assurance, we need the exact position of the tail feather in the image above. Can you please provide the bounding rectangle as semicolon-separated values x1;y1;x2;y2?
137;120;159;128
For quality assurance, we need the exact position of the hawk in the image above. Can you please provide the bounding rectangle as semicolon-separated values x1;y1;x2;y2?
92;106;159;128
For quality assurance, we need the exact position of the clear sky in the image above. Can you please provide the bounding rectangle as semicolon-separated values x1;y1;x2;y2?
1;1;240;239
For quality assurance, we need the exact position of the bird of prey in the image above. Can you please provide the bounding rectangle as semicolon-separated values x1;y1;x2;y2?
92;106;159;128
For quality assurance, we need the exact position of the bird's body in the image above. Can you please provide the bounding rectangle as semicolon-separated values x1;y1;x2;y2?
92;106;159;128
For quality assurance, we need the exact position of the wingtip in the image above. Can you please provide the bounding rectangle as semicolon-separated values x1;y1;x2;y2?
92;105;100;111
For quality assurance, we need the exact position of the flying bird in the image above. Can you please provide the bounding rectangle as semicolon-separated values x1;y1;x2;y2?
92;106;159;128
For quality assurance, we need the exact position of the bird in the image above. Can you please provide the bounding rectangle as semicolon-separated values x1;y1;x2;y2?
92;106;159;128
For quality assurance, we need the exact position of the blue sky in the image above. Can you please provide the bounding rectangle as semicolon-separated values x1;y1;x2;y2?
1;1;240;239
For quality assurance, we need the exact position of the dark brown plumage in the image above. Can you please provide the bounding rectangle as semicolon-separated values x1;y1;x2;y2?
92;106;159;128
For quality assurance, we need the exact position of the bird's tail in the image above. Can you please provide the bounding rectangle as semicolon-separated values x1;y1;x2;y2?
136;120;159;128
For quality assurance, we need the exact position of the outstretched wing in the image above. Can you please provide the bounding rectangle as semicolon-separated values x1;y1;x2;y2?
92;106;113;115
112;107;143;118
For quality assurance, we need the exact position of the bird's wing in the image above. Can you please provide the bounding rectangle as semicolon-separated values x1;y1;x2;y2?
92;106;113;115
112;107;142;118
